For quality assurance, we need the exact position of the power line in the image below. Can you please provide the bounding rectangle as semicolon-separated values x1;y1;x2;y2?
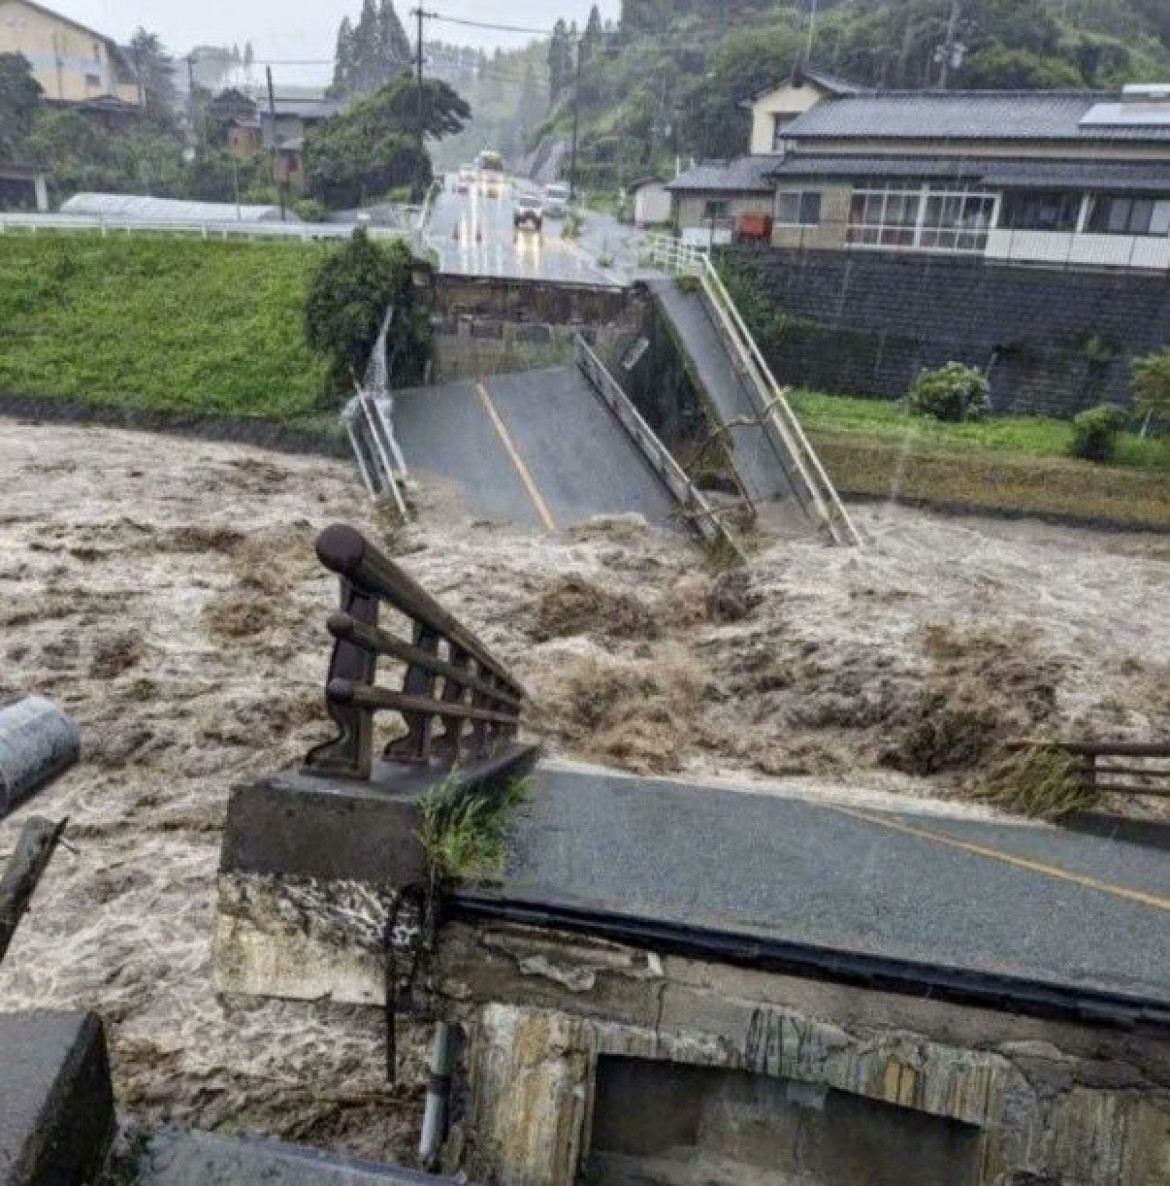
428;13;552;37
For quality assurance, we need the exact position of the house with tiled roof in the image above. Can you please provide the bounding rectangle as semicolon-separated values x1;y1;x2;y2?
667;68;1170;271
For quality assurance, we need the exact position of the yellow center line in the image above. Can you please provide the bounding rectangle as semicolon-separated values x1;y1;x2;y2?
824;804;1170;913
474;379;557;533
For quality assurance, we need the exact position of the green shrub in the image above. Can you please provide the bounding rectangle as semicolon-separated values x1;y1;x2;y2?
1069;403;1128;463
293;197;326;223
1132;347;1170;434
303;227;432;403
906;362;990;423
675;272;700;295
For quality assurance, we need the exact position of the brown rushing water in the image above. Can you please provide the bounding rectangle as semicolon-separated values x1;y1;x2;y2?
0;420;1166;1161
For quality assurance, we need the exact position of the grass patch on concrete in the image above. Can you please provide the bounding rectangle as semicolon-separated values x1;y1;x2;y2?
0;235;330;420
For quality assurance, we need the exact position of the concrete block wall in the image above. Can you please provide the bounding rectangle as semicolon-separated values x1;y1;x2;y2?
725;247;1170;417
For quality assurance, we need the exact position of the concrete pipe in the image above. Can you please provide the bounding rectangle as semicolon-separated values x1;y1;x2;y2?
0;697;80;819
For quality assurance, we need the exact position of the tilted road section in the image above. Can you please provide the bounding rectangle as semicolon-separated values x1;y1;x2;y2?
393;367;682;530
648;269;861;545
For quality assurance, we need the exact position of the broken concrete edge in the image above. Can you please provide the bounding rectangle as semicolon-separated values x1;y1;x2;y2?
0;1010;115;1186
219;743;541;887
445;893;1170;1037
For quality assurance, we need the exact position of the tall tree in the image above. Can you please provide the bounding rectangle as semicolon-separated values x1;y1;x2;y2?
129;28;177;120
303;75;470;208
0;53;42;163
331;17;356;97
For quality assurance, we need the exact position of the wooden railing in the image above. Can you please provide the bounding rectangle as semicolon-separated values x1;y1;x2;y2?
1011;740;1170;801
304;525;527;781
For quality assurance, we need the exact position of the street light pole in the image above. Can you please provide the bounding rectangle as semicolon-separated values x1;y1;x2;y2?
569;39;583;206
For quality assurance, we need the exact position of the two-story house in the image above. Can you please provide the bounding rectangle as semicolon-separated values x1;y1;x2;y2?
668;66;1170;272
0;0;138;106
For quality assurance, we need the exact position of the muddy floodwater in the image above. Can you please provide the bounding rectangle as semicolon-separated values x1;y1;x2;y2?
0;420;1167;1162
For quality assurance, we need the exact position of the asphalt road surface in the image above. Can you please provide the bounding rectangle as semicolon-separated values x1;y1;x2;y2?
484;766;1170;1004
427;178;622;287
394;367;681;529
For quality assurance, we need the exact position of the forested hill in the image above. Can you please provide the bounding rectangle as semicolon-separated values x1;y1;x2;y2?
545;0;1170;193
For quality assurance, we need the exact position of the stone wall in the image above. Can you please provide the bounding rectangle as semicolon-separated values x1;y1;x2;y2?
434;922;1170;1186
724;247;1170;417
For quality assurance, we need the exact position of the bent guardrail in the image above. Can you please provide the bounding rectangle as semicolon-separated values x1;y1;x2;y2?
304;525;527;781
696;258;862;547
574;336;744;560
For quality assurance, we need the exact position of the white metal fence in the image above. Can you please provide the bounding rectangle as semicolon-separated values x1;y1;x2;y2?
0;213;411;243
695;256;862;547
644;232;711;274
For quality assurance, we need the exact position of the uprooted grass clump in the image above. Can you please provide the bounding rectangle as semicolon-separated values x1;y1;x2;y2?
978;741;1097;821
417;772;531;884
531;575;660;643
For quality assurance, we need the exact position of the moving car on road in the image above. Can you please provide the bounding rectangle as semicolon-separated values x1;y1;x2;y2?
513;193;544;234
455;165;475;194
543;183;571;219
476;150;505;198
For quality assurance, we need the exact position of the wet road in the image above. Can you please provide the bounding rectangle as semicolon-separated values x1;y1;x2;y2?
394;367;681;529
475;765;1170;1007
426;179;623;287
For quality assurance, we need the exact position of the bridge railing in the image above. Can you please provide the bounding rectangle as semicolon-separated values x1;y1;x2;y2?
304;525;527;781
1008;739;1170;802
574;336;744;560
696;256;863;547
644;232;710;274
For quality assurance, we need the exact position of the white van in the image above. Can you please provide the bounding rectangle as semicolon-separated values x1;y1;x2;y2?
543;183;571;219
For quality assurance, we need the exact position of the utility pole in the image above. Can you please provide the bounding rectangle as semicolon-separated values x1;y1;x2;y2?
186;57;200;156
806;0;819;61
569;39;583;205
266;65;286;222
411;8;437;200
937;0;964;91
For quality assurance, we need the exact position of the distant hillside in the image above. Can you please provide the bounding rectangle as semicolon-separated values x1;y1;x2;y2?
536;0;1170;193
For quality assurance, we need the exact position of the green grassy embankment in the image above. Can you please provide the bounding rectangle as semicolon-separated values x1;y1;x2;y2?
790;390;1170;531
0;235;331;422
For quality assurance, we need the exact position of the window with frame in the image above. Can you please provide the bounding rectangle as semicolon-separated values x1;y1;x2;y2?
775;190;822;226
772;114;797;151
999;190;1082;233
703;199;730;221
847;183;995;253
85;72;101;90
1087;196;1170;237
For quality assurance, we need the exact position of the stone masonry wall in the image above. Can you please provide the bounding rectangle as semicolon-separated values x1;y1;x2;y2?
435;922;1170;1186
724;247;1170;417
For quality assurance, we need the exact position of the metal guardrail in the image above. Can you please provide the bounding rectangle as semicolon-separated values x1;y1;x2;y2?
1009;740;1170;801
697;257;863;548
304;525;527;781
0;213;409;242
645;232;710;273
574;336;744;560
342;391;409;519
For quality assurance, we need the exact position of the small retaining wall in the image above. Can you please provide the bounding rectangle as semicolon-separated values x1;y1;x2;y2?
724;246;1170;417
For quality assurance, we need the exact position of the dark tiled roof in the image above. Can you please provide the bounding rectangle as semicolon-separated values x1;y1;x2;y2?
768;153;1170;193
666;156;776;194
744;65;865;105
783;91;1170;142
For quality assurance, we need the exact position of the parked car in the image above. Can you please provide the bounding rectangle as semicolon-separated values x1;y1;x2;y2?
543;183;570;218
513;193;544;233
